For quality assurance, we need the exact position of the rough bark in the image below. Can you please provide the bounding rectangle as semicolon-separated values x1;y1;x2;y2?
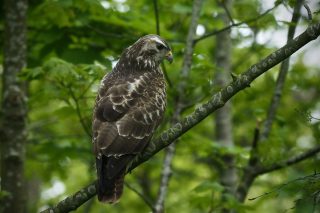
214;0;237;212
41;21;320;213
26;177;42;213
0;0;28;212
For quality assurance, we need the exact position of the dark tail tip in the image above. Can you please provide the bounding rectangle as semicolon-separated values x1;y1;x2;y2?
97;174;125;204
96;157;125;203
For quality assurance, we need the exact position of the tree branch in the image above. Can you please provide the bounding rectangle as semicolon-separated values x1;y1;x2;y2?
261;0;303;140
124;182;155;211
154;143;176;213
193;4;279;44
219;0;234;24
154;1;204;212
236;124;261;202
237;145;320;202
257;145;320;175
180;0;204;80
67;86;92;138
152;0;172;87
41;22;320;213
131;22;320;174
41;182;96;213
303;3;312;21
248;173;320;201
153;0;160;35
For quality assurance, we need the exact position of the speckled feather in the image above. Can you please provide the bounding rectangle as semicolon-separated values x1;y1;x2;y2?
92;35;171;203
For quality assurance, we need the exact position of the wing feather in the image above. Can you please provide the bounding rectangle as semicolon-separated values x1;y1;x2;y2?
93;72;166;179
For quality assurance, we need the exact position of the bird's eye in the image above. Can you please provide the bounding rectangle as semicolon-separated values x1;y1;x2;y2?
156;43;165;50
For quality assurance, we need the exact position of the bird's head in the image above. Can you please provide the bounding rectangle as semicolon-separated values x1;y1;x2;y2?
123;34;173;69
136;34;173;63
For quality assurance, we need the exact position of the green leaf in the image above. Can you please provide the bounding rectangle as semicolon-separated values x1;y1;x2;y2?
193;181;224;193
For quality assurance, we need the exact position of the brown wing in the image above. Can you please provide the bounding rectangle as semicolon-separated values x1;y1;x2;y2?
93;72;166;202
92;72;166;177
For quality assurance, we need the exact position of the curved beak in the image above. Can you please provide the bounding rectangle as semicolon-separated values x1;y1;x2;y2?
165;51;173;63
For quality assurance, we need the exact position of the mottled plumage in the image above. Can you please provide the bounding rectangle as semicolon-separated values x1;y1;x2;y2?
92;35;172;203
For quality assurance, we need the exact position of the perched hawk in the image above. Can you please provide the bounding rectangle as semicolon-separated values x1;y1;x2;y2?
92;35;173;203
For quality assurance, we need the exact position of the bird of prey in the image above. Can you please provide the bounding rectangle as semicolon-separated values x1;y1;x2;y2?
92;34;173;203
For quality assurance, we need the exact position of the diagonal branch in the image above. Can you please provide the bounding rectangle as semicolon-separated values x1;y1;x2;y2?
41;22;320;213
256;145;320;175
248;172;320;201
131;22;320;173
237;144;320;202
219;0;235;24
124;182;155;211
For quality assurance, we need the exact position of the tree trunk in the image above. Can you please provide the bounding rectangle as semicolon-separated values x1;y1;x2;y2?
26;177;41;213
213;0;237;212
0;0;28;212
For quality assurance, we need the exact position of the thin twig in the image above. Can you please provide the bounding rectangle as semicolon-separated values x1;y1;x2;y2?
153;0;160;35
303;4;312;21
180;0;204;83
136;170;154;204
85;24;132;39
248;173;320;201
68;86;92;138
78;78;97;99
295;108;320;122
152;0;172;87
193;4;279;44
219;0;235;24
124;182;155;211
257;145;320;175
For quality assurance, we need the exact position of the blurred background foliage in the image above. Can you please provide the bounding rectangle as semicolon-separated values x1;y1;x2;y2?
1;0;320;212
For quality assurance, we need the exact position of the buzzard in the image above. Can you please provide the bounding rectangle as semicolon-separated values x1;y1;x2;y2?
92;35;173;203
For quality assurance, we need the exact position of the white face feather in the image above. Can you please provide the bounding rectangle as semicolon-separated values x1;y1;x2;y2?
149;36;167;48
127;35;170;68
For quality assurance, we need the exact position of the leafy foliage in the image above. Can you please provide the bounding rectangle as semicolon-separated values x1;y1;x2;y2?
1;0;320;212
